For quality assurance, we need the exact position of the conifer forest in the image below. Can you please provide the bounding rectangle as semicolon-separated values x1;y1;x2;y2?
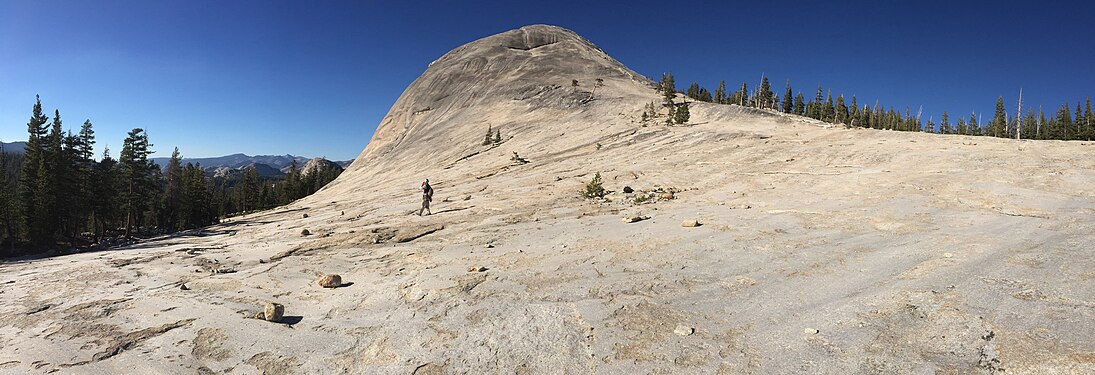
0;96;341;257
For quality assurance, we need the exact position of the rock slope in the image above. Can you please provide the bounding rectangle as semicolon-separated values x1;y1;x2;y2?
1;25;1093;374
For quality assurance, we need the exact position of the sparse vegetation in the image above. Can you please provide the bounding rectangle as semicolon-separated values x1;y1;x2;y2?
580;172;605;199
511;151;528;164
674;101;691;125
482;125;503;146
590;78;604;100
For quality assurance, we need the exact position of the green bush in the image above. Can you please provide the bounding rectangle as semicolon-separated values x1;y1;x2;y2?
581;172;606;199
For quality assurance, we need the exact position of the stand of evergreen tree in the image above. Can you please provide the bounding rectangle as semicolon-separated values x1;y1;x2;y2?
0;96;342;258
655;74;1090;141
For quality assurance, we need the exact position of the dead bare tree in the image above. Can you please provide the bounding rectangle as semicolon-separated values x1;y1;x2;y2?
588;78;604;100
1016;88;1023;141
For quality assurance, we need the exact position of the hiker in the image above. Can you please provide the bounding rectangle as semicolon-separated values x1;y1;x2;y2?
419;178;433;216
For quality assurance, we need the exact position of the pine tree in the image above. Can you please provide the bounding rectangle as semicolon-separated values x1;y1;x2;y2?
757;76;774;109
183;163;215;228
808;85;823;119
281;160;302;203
990;96;1007;138
686;82;700;100
737;82;748;106
848;96;859;127
20;96;49;248
483;125;493;146
239;166;261;212
794;93;805;115
493;129;501;144
59;130;84;242
1057;103;1074;140
697;87;712;102
969;113;981;136
74;120;95;234
714;81;727;104
119;128;153;237
26;109;66;248
835;95;848;125
0;147;19;253
871;103;882;129
887;107;899;130
903;106;914;132
859;104;870;128
90;148;119;242
1021;111;1037;140
941;112;951;134
783;82;794;113
822;91;835;122
163;148;183;232
659;72;676;102
674;101;690;125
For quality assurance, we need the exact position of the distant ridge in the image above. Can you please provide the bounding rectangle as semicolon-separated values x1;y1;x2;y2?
0;141;26;154
150;153;352;171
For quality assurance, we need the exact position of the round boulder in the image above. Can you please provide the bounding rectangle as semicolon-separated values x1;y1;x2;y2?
317;274;342;288
263;302;284;322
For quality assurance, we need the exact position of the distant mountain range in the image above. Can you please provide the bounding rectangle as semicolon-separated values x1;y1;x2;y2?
151;153;353;178
0;142;352;178
151;153;336;170
1;141;26;154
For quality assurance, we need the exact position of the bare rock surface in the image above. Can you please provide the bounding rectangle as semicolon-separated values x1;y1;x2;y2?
1;24;1093;374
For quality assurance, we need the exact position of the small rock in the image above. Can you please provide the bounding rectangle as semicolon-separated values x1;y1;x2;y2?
674;324;694;336
681;220;700;227
622;186;634;194
662;193;675;200
301;229;311;236
804;328;820;335
302;213;309;218
623;216;648;223
263;303;284;322
468;266;488;273
317;274;342;288
179;284;190;291
485;243;495;248
943;252;954;258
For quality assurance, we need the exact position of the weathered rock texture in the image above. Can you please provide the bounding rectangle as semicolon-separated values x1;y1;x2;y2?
0;25;1092;374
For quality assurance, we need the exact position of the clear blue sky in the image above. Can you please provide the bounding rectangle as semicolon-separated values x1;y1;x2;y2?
2;1;1092;160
